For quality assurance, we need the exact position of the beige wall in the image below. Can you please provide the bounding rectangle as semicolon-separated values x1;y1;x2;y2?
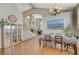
71;4;79;35
72;7;77;33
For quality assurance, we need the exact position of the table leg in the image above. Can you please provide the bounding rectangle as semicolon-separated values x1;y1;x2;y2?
61;43;63;51
73;45;77;55
39;39;41;46
43;40;45;47
50;42;52;48
67;44;68;51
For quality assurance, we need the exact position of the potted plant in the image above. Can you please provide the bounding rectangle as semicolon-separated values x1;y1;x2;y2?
64;25;71;37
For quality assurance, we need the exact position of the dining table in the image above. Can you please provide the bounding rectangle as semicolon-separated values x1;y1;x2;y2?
39;35;77;55
63;37;77;55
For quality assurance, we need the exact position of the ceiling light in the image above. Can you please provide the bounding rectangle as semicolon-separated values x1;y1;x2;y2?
49;5;63;16
27;16;30;19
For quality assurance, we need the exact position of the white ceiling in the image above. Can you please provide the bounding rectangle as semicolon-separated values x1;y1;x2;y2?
17;3;78;12
32;3;78;10
16;3;32;12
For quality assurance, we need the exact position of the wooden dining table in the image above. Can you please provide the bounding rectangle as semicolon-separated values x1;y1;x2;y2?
39;35;77;55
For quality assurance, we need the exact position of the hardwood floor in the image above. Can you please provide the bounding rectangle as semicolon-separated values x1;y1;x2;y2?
0;36;79;55
0;48;2;53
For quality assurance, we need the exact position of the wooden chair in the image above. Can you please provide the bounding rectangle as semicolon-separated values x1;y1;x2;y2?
55;35;63;51
44;35;52;47
64;38;77;55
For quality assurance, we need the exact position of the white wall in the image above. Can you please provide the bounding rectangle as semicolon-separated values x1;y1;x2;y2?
42;12;72;34
0;4;24;48
23;8;72;35
23;30;35;40
0;4;23;24
16;4;35;41
0;3;36;48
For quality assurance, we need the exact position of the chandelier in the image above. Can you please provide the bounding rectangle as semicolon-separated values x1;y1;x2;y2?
49;6;63;16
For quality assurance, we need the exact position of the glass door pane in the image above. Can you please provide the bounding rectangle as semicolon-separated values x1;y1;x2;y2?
12;25;17;43
4;25;11;48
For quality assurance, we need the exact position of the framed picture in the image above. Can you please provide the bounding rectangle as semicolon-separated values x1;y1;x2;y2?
47;19;64;29
8;15;17;22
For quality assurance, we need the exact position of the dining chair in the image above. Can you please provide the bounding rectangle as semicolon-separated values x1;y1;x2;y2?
55;35;63;51
44;35;52;47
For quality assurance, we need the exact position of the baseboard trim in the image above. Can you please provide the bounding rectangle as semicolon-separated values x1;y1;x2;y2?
22;36;36;42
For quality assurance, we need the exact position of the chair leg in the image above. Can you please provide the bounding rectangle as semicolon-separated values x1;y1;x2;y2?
50;42;52;48
55;42;56;49
61;43;62;51
73;45;77;55
64;43;66;48
43;41;47;47
46;41;47;47
43;40;45;47
39;39;41;46
66;44;68;51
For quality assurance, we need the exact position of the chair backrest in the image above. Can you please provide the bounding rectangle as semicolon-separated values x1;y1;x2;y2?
55;33;62;36
55;35;63;42
45;35;51;41
49;32;54;35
